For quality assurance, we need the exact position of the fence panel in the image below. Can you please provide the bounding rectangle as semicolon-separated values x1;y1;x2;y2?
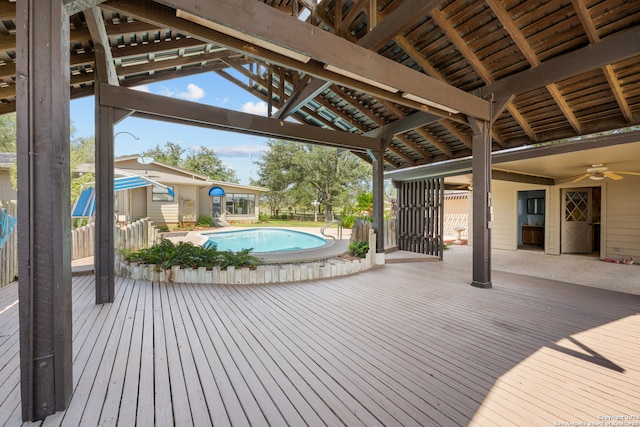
0;200;18;287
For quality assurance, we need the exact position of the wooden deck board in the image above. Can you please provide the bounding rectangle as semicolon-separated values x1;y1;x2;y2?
0;258;638;427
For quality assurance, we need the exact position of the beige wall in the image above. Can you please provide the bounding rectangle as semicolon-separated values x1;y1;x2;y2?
485;177;640;262
604;175;640;261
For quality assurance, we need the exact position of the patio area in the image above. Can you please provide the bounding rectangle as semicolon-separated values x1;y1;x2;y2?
1;251;639;426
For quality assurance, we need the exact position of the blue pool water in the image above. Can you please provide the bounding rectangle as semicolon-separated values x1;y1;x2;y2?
203;228;327;253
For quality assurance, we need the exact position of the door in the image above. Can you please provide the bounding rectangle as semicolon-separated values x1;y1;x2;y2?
212;196;222;217
561;188;592;253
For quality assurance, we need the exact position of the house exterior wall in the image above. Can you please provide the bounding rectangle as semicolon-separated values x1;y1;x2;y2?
130;187;147;221
484;178;640;263
604;175;640;261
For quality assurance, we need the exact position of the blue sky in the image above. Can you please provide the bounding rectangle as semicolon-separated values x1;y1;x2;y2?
70;71;271;185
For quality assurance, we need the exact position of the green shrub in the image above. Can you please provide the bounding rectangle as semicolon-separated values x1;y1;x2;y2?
125;239;261;270
348;240;369;258
197;215;214;227
258;213;270;223
341;214;355;229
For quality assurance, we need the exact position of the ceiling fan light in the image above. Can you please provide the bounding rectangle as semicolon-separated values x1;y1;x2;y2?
589;172;605;180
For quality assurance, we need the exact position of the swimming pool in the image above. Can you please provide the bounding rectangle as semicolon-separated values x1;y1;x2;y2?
202;228;328;253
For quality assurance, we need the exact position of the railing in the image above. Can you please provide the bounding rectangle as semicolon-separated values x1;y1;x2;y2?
0;200;18;287
321;219;342;239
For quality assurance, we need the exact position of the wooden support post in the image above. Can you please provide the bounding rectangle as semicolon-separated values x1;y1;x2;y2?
89;4;119;304
95;89;115;303
16;0;73;420
470;118;492;288
371;150;385;255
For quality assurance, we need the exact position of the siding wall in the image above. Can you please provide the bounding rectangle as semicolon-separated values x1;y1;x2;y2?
605;175;640;260
130;187;147;221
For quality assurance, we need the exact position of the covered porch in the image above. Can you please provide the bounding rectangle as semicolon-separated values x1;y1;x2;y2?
1;251;638;426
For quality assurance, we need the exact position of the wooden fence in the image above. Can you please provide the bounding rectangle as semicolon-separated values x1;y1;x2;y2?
1;215;160;288
0;200;18;287
351;218;397;248
71;217;161;258
114;218;161;254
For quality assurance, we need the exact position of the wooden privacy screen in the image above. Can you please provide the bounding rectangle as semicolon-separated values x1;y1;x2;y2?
396;178;445;259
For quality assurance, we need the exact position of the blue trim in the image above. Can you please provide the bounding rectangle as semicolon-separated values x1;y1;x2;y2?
209;186;225;196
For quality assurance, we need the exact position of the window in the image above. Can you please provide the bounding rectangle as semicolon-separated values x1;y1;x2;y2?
152;186;174;202
225;193;255;215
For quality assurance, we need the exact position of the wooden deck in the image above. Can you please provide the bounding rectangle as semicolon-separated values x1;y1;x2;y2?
1;259;639;426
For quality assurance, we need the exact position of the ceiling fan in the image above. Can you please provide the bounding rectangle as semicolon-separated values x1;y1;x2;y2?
571;164;640;182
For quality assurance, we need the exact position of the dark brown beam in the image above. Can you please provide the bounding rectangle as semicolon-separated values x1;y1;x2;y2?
481;27;640;98
366;111;442;139
273;76;331;120
163;0;490;120
104;0;471;122
100;84;380;151
358;0;441;51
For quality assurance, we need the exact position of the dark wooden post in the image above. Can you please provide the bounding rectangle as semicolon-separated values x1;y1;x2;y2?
16;0;73;420
87;6;119;304
371;150;386;257
95;84;115;303
470;118;492;288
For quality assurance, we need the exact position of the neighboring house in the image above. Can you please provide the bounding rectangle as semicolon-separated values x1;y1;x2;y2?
74;155;268;226
0;153;16;201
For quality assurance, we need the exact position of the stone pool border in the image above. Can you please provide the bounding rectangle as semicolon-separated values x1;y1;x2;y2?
115;230;378;285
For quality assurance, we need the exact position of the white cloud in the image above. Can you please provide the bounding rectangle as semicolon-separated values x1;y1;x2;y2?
241;101;277;117
211;144;268;158
176;83;205;101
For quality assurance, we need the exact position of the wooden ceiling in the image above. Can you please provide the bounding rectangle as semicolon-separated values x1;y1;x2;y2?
1;0;639;170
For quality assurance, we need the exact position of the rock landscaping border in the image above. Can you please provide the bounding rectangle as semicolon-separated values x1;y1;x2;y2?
115;230;377;285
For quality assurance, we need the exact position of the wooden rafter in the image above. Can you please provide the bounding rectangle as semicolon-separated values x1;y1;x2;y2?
431;5;537;141
485;0;581;134
394;134;432;161
415;128;453;158
570;0;633;123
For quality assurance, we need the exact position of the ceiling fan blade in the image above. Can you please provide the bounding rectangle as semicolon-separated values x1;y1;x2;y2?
604;172;624;180
571;173;590;182
617;171;640;177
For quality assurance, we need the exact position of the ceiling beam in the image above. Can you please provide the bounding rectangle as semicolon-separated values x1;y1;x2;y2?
481;26;640;99
358;0;441;51
366;111;442;139
84;6;118;85
64;0;107;15
385;130;640;182
161;0;489;121
99;84;380;152
104;0;469;122
273;76;331;119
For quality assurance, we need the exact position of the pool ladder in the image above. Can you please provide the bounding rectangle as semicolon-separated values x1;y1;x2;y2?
321;219;342;239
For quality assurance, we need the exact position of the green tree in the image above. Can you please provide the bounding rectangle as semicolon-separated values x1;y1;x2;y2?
142;142;239;183
255;140;304;215
70;135;95;204
184;146;239;183
142;142;184;166
0;113;16;152
256;140;371;218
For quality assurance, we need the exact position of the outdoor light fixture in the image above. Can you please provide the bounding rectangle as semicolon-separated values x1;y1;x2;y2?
401;92;460;114
177;10;312;63
323;63;399;93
